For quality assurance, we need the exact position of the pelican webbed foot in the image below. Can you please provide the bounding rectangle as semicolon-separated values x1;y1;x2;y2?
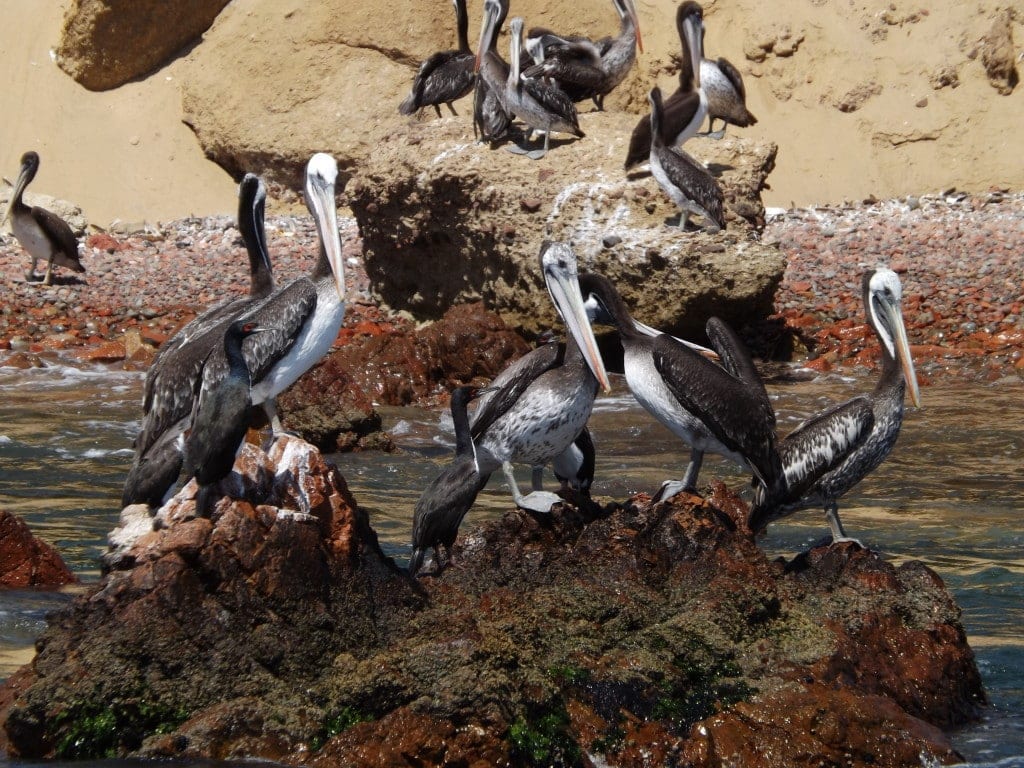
651;479;696;505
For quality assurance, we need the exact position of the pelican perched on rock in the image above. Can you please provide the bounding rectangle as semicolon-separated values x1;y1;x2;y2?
3;151;84;285
399;0;476;118
472;0;513;143
471;241;611;513
183;320;273;518
522;0;643;111
648;86;725;232
504;17;584;159
577;271;782;503
551;427;596;495
700;56;757;139
409;385;493;577
122;173;274;508
624;1;707;169
749;268;921;545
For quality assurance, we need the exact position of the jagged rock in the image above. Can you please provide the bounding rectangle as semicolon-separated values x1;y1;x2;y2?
0;511;77;588
979;9;1019;95
0;447;984;766
56;0;232;90
300;302;531;411
348;114;785;336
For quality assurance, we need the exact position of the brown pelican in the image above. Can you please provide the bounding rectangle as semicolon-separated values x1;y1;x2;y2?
472;0;513;143
238;153;345;433
624;1;707;170
577;271;782;503
700;56;757;139
183;320;273;518
399;0;476;118
648;86;725;232
504;17;584;159
3;151;84;285
521;0;643;111
749;268;921;545
408;384;493;577
471;241;611;513
122;173;274;508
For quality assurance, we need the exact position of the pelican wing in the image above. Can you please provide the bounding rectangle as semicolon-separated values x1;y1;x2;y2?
470;342;563;440
625;88;701;168
30;206;82;271
705;317;771;424
778;397;875;499
652;334;778;485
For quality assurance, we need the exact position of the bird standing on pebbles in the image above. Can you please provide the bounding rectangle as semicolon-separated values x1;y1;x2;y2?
3;151;85;285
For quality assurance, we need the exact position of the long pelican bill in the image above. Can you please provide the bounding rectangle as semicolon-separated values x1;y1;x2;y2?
630;317;718;360
305;153;344;302
542;243;611;393
626;0;643;53
880;295;921;408
684;11;703;88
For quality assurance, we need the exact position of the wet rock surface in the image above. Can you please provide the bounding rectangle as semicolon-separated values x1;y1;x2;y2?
0;443;984;766
0;511;77;588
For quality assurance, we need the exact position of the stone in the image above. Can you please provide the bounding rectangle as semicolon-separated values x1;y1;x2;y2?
979;9;1019;95
56;0;232;91
348;114;785;337
0;510;77;588
0;452;985;765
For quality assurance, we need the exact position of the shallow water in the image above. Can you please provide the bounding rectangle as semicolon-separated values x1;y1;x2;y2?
0;357;1022;765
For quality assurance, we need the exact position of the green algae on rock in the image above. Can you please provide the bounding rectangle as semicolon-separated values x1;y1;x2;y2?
0;440;984;767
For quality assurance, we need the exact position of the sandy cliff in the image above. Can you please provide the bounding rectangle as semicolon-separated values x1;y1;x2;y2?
0;0;1019;227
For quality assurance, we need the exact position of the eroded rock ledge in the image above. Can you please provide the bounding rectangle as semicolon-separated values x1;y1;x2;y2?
0;439;984;767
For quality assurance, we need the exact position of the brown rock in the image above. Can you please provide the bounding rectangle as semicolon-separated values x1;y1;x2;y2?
979;9;1019;95
56;0;232;91
350;115;784;337
0;510;77;588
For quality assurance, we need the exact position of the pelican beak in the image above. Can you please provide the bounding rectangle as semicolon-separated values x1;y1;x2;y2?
685;14;703;88
626;0;643;53
883;299;921;408
2;162;32;228
305;153;345;302
542;243;612;393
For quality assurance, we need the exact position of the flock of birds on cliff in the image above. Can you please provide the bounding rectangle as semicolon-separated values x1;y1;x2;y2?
2;2;920;578
399;0;757;232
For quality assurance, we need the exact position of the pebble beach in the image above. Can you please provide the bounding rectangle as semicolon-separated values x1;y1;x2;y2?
1;191;1022;380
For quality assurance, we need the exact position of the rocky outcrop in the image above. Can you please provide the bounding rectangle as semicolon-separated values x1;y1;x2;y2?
978;9;1019;95
0;511;77;588
348;114;785;336
0;439;984;766
56;0;231;90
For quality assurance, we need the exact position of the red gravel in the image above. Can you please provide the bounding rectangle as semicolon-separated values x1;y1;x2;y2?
1;192;1022;377
763;190;1024;379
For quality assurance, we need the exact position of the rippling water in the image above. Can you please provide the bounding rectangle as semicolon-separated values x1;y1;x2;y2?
0;357;1021;765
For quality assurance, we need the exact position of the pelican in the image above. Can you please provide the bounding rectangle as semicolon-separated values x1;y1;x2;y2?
577;271;782;502
240;153;346;433
122;173;274;508
471;241;611;513
624;1;707;169
408;385;493;577
748;268;921;545
472;0;513;143
399;0;476;118
3;151;84;285
522;0;643;111
183;320;273;518
648;86;725;232
550;427;596;495
504;17;584;159
700;56;757;139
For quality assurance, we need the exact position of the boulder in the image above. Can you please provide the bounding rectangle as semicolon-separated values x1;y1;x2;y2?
0;441;985;765
0;511;77;588
347;113;785;336
56;0;232;90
